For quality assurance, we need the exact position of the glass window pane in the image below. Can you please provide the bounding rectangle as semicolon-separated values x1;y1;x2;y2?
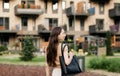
28;0;35;4
22;17;28;26
99;3;104;14
4;0;9;9
62;1;66;10
52;2;58;13
0;18;3;26
5;18;9;29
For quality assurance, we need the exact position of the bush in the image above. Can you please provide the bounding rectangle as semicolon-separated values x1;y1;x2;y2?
88;57;101;69
20;36;37;61
0;45;8;52
0;46;8;55
89;57;120;73
107;59;120;73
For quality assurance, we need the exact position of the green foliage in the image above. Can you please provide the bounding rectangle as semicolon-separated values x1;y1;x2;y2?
0;45;8;52
106;31;113;56
0;45;8;55
89;57;120;73
88;43;97;55
107;59;120;73
20;36;37;61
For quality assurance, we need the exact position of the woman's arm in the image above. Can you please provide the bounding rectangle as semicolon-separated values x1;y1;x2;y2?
63;45;74;65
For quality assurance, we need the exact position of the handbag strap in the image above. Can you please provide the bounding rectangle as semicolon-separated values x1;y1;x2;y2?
61;43;69;57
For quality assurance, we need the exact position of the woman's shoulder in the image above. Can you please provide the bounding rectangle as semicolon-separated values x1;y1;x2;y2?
61;43;69;50
62;43;68;47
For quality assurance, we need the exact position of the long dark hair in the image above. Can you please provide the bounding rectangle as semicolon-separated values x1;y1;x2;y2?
47;27;62;67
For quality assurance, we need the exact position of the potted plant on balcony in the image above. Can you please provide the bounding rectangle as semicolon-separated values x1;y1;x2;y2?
30;4;35;9
17;4;22;8
27;3;30;8
36;5;41;9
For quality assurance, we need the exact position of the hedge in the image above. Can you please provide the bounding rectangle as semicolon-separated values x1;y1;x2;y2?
88;57;120;73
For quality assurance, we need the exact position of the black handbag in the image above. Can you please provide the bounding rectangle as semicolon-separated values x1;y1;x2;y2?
59;44;82;76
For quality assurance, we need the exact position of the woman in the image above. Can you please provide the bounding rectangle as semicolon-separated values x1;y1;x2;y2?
46;27;74;76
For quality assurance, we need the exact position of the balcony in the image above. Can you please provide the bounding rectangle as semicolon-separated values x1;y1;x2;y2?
65;6;94;19
14;4;44;17
38;25;50;33
89;25;96;34
89;25;106;37
89;0;110;4
38;25;50;40
17;30;38;35
0;26;17;35
109;3;120;18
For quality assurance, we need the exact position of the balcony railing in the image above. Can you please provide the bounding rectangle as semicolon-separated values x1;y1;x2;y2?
109;3;120;18
0;26;17;34
89;25;105;34
89;25;96;34
14;4;44;16
17;30;38;35
65;6;94;19
0;26;9;30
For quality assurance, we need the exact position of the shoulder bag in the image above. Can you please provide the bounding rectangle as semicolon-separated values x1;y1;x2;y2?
59;44;82;76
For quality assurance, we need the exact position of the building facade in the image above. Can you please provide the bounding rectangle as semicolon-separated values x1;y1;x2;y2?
0;0;120;51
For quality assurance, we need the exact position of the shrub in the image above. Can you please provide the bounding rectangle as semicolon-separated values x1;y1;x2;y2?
0;45;8;52
88;57;100;69
20;36;37;61
107;58;120;73
0;46;8;55
89;57;120;73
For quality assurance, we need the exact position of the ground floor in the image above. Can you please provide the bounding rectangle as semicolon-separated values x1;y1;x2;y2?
1;30;119;54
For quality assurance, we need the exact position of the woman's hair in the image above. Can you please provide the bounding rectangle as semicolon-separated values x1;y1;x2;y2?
47;27;62;67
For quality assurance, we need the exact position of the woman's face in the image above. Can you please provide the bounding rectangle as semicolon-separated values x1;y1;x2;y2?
58;29;66;42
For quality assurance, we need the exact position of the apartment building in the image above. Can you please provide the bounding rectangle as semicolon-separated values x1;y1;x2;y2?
0;0;120;51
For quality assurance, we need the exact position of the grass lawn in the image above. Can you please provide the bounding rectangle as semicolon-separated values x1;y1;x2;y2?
0;53;119;70
0;54;45;66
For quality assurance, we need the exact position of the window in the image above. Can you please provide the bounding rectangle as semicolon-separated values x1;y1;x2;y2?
80;20;84;31
5;18;9;29
69;18;73;27
28;0;35;4
21;0;35;4
21;17;28;30
21;0;35;8
70;1;74;6
22;17;28;27
96;19;104;31
0;17;9;29
45;18;58;30
62;1;66;13
99;3;104;14
49;18;58;29
52;2;58;13
0;18;3;26
45;1;47;13
3;0;9;12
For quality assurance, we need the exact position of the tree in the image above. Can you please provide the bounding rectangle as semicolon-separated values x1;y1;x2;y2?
106;31;113;56
20;36;37;61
